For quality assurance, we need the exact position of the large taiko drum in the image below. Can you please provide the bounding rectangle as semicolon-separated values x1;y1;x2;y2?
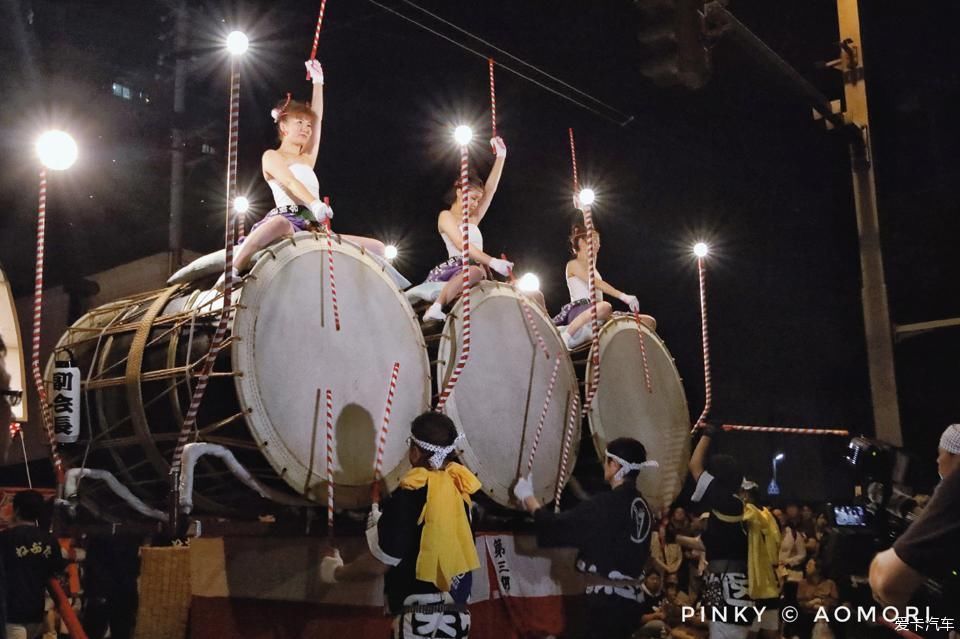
47;233;429;518
436;282;580;509
585;313;691;509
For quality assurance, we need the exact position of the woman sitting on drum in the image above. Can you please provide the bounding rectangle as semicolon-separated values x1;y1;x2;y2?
553;220;655;349
229;59;384;281
420;137;516;323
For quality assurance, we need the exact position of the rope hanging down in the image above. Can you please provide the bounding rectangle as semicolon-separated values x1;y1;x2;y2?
633;311;653;394
524;356;562;475
554;392;580;512
693;255;711;430
325;388;335;539
372;362;400;502
307;0;328;78
488;58;498;141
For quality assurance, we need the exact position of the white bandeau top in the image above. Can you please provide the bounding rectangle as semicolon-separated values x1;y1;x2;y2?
441;223;484;258
267;163;319;207
566;268;603;303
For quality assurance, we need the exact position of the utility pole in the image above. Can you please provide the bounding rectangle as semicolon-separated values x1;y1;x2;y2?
835;0;902;446
168;0;188;274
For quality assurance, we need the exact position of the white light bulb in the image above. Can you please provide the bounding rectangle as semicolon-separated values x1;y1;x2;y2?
578;188;596;207
233;196;250;214
384;244;399;261
453;125;473;146
693;242;709;258
517;272;540;293
36;130;78;171
226;31;249;55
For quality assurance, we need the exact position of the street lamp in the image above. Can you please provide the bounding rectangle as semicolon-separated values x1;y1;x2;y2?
768;453;785;496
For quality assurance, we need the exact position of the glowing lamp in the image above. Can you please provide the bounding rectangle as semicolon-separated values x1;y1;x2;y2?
453;125;473;146
36;131;78;171
693;242;709;258
384;244;399;261
226;31;249;55
233;196;250;214
517;272;540;293
578;188;596;207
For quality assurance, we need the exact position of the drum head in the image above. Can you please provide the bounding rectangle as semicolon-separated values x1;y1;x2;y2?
586;314;691;508
438;282;580;508
233;233;429;508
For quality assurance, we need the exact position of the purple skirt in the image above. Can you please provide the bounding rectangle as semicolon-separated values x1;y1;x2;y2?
426;256;464;283
552;299;591;326
239;205;310;244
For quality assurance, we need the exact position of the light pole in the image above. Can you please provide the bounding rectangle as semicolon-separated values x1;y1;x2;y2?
768;452;785;496
33;130;79;484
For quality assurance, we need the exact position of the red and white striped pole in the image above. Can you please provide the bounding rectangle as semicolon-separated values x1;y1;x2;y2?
693;245;711;430
502;254;549;359
525;356;561;475
488;58;498;145
325;388;335;540
322;206;341;331
722;424;850;437
633;311;653;393
171;38;244;492
554;393;579;512
569;129;602;413
372;362;400;503
307;0;328;79
436;128;474;410
32;129;79;486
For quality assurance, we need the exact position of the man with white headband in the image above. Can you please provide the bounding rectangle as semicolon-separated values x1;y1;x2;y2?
319;412;481;639
513;437;657;639
870;423;960;608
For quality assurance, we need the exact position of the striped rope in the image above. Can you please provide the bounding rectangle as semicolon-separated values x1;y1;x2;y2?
525;355;561;475
325;388;335;539
694;256;711;430
722;424;850;437
568;127;579;192
372;362;400;502
171;58;240;476
503;253;549;359
307;0;328;78
435;143;473;410
582;204;601;413
30;168;64;484
554;392;579;512
633;311;653;393
488;58;497;140
323;215;341;331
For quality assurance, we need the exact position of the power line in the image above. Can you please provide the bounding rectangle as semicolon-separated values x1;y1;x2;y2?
364;0;634;126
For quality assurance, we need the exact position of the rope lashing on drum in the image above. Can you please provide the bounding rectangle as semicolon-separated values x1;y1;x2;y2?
322;209;341;331
372;362;401;503
435;141;474;411
503;253;550;359
325;388;336;539
721;424;850;436
30;168;65;485
307;0;328;79
488;58;498;144
693;255;711;431
554;392;580;512
633;311;653;394
524;355;562;475
171;57;240;478
569;128;602;413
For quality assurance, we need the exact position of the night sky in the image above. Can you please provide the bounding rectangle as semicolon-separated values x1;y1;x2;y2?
1;0;958;496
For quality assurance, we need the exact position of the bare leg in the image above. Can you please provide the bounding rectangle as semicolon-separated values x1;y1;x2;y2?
341;234;385;258
437;266;485;306
235;216;294;272
565;300;613;336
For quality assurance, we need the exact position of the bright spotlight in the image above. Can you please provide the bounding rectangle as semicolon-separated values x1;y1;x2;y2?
36;130;78;171
384;244;399;261
453;125;473;146
774;453;785;462
578;188;596;207
517;272;540;293
233;196;250;214
693;242;709;258
226;31;249;55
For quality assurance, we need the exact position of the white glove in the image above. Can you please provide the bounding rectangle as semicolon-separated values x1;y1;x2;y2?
619;293;640;313
512;473;534;502
320;550;343;584
572;194;583;211
307;199;333;223
304;59;325;85
488;257;513;277
490;136;507;158
366;503;382;530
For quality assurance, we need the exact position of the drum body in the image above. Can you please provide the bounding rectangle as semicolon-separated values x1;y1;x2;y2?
437;282;580;508
585;314;691;509
47;233;429;517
